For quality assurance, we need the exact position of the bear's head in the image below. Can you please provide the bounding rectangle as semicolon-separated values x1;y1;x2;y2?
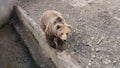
56;23;71;42
54;17;71;42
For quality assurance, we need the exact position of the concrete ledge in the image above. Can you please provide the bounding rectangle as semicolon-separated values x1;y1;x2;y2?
15;5;82;68
0;0;16;28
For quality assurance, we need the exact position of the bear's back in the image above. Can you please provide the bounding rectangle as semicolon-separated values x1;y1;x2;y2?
40;10;63;31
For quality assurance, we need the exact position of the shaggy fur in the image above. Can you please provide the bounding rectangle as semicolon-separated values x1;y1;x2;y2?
40;10;71;50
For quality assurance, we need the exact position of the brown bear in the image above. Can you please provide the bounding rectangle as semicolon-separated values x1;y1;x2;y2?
40;10;71;50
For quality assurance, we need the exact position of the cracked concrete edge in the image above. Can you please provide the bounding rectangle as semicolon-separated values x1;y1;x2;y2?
15;5;82;68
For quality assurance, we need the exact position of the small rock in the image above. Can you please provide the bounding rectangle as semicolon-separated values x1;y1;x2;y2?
86;66;89;68
91;54;96;58
95;48;101;52
91;48;95;51
86;44;90;46
103;59;111;64
24;59;28;62
113;60;117;65
71;51;75;55
40;64;46;67
91;37;95;40
88;62;92;66
117;37;120;39
73;49;77;52
97;36;104;45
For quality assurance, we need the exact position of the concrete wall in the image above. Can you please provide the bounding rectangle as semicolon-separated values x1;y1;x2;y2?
0;0;16;27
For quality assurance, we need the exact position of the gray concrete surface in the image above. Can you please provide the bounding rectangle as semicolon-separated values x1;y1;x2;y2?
0;24;38;68
18;0;120;68
0;0;17;27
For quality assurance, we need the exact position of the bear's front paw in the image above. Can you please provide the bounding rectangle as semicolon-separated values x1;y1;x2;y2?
50;42;57;49
56;45;64;51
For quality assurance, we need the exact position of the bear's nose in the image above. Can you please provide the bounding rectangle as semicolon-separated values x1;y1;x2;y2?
63;40;66;42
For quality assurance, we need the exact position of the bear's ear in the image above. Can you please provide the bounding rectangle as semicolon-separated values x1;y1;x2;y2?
56;24;62;30
56;17;63;22
54;21;57;24
66;24;71;29
54;17;63;24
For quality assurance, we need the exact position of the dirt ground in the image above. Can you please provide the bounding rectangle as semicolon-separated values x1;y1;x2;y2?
18;0;120;68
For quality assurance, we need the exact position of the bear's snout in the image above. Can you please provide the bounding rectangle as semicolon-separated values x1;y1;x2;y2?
63;40;66;42
60;34;67;42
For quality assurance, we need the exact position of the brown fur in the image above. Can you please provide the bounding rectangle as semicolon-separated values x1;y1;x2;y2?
40;10;71;49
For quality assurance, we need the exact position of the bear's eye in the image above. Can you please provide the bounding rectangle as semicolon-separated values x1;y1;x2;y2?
66;33;68;35
61;33;63;35
57;25;61;30
54;21;57;24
